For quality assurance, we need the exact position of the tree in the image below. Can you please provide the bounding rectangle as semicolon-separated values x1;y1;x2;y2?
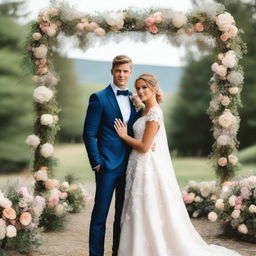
0;1;34;173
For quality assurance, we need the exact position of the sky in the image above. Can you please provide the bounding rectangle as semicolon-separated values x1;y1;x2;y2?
21;0;198;66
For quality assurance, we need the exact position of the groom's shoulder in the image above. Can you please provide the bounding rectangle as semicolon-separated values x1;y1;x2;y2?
92;84;111;98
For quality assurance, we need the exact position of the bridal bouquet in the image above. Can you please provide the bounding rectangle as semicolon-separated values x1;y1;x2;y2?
182;180;218;218
0;184;44;254
210;176;256;241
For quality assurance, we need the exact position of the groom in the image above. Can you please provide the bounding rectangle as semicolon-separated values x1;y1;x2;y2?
83;55;141;256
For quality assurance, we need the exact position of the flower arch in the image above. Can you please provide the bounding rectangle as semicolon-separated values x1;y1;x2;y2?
24;3;246;193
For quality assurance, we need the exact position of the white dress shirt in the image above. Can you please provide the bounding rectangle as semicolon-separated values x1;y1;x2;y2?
111;83;131;124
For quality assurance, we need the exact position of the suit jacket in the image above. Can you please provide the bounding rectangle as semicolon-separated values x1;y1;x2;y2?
83;84;141;172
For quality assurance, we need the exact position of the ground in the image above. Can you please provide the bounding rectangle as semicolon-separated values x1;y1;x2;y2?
2;175;256;256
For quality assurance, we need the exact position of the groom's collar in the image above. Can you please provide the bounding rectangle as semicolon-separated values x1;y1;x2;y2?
111;83;128;95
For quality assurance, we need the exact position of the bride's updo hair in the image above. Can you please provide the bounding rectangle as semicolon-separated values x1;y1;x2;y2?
135;73;164;104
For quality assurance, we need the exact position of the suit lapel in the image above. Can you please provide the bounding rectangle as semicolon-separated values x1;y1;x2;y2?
106;85;123;120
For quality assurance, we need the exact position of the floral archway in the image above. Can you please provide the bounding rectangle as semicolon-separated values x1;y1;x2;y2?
24;3;246;193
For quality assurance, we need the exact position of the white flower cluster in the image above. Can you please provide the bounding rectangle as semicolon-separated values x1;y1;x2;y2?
105;11;126;30
32;72;58;87
33;86;53;104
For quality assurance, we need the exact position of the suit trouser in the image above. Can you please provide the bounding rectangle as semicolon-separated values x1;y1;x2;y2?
89;170;126;256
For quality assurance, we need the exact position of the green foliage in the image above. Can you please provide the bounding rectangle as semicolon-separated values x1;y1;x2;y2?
0;2;34;173
66;186;86;213
168;54;214;156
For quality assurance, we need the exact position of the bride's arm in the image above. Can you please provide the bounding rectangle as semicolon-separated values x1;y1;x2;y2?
114;118;159;153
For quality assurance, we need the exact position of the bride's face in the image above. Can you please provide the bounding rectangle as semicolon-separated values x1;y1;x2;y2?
135;79;155;102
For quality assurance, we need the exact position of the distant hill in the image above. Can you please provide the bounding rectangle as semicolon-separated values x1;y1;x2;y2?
72;58;183;93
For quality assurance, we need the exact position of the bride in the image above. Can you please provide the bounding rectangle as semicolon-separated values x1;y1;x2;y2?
114;73;241;256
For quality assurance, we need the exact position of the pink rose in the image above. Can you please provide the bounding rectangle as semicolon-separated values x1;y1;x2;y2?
149;25;158;34
235;204;241;210
218;157;227;167
39;22;49;33
235;195;243;205
37;66;48;75
220;33;229;42
194;22;204;32
247;176;256;184
48;195;59;207
220;95;231;106
145;17;155;26
210;83;217;93
18;187;30;198
60;192;67;200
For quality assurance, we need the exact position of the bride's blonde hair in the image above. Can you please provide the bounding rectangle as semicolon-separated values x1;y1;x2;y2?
134;73;164;104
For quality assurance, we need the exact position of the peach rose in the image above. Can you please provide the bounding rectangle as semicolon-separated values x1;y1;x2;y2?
231;209;240;219
45;179;59;190
149;25;158;34
228;25;238;38
210;83;217;93
3;208;16;220
220;33;229;41
76;23;84;31
218;157;227;167
228;87;239;95
220;95;231;106
20;212;32;226
194;22;204;32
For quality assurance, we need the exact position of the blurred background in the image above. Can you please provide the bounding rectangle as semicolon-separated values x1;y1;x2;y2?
0;0;255;187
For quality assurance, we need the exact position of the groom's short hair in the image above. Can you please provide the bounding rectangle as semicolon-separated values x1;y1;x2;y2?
112;55;132;69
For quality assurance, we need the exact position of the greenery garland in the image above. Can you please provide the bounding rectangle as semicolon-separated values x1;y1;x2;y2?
24;3;247;193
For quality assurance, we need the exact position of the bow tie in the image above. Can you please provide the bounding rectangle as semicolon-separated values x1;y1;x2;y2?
117;90;129;96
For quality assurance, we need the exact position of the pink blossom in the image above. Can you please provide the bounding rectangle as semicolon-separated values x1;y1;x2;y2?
235;204;241;210
218;157;227;167
220;33;229;42
227;25;238;38
145;17;155;26
194;22;204;32
220;95;231;106
48;195;59;207
18;187;30;198
39;22;49;33
149;25;158;34
60;192;67;200
247;176;256;184
235;195;243;205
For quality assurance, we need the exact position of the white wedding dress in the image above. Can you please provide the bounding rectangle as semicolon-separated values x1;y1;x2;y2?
118;106;241;256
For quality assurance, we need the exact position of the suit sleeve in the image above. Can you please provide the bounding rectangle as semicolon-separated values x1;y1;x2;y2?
83;93;103;170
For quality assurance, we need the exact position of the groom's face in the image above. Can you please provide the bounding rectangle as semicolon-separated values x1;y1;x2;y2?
111;63;132;88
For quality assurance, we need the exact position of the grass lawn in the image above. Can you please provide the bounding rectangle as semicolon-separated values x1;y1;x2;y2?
53;143;256;187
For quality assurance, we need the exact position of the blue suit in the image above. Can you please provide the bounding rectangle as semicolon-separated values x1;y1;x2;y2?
83;85;140;256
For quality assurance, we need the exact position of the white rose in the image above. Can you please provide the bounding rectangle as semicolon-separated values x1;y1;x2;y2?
105;12;125;28
208;212;218;222
249;204;256;213
61;181;69;189
216;12;235;32
94;27;106;37
217;135;230;146
227;71;244;86
228;87;239;95
25;134;40;149
211;62;219;72
32;32;42;40
34;170;48;181
54;204;64;216
238;224;248;234
33;86;53;104
192;211;199;218
231;209;240;219
40;114;54;126
222;54;237;68
228;154;238;165
171;12;187;28
6;225;17;238
40;143;54;158
0;226;6;240
215;198;224;210
218;110;236;128
0;198;12;209
228;195;236;206
33;44;48;58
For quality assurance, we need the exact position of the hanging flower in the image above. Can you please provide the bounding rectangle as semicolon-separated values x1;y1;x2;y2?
228;154;238;165
171;12;187;28
149;25;158;34
34;170;48;181
228;87;239;95
94;27;106;36
194;22;204;32
153;11;164;24
218;110;236;128
216;12;235;32
32;32;42;40
40;114;54;126
218;157;227;167
220;95;231;106
227;71;244;86
105;11;125;30
40;143;54;158
33;86;53;104
222;50;237;68
217;135;230;146
32;44;48;59
25;134;40;149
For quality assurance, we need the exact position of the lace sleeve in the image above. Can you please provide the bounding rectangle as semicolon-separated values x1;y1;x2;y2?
146;107;161;124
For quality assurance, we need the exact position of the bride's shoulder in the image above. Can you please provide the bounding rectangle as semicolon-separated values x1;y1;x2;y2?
146;105;163;123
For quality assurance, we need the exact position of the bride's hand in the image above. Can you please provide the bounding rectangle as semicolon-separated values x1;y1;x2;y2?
114;118;128;139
